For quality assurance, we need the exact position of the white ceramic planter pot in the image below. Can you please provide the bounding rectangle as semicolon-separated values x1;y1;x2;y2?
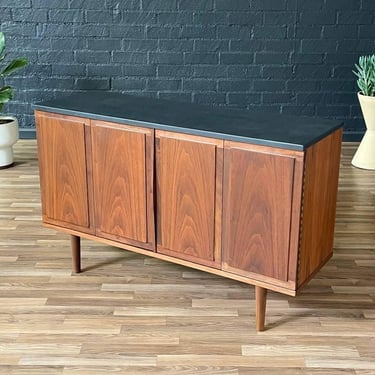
352;93;375;170
0;116;19;168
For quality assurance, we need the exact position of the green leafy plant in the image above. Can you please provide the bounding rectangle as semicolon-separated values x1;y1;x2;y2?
0;31;28;112
353;55;375;97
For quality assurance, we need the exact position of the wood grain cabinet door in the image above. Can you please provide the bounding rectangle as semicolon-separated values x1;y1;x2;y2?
156;131;223;268
222;141;303;288
35;112;93;233
91;121;155;250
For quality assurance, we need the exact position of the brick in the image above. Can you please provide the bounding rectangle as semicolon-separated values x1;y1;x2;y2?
75;51;110;64
69;0;103;9
51;38;85;50
295;26;322;38
12;9;47;22
142;0;177;10
301;39;337;53
262;66;293;79
217;25;251;39
88;39;122;51
321;80;355;91
158;65;192;77
73;25;109;37
252;0;287;10
253;80;285;92
122;11;157;24
147;79;181;90
296;0;324;10
52;64;86;76
185;52;218;65
286;80;319;91
49;9;84;23
123;40;158;51
39;78;74;89
292;53;323;64
110;25;144;38
220;53;254;65
337;11;372;24
75;78;110;90
38;50;74;63
228;12;263;25
124;65;156;77
159;40;194;52
359;25;375;38
87;65;122;77
146;26;180;39
178;0;213;10
332;93;356;104
180;26;216;39
325;0;360;10
362;0;375;10
263;92;294;104
215;0;251;10
3;23;36;37
253;26;287;39
159;92;191;101
296;93;332;105
230;40;264;52
299;11;336;24
112;52;147;64
106;0;141;10
323;25;358;39
281;105;315;116
195;40;229;52
158;12;193;25
337;39;374;53
183;79;217;91
255;52;289;65
218;80;250;92
228;93;261;106
264;40;294;52
227;66;261;78
112;78;146;90
1;8;11;21
193;93;226;105
264;12;295;25
194;65;227;78
193;13;226;25
317;105;350;117
86;10;113;23
0;0;31;7
294;65;332;79
149;52;183;64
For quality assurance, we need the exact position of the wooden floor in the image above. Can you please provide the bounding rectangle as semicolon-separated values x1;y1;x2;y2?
0;140;374;375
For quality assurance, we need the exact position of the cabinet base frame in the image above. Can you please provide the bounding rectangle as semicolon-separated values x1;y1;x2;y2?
60;228;298;332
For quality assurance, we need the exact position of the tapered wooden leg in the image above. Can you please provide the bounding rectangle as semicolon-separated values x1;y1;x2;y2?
255;286;267;332
71;235;81;273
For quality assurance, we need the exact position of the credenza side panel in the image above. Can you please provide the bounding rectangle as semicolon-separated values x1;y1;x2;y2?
35;111;93;234
156;130;223;268
222;142;300;284
91;120;155;250
297;127;343;288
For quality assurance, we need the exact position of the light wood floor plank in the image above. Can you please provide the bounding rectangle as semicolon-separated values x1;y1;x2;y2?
0;140;374;373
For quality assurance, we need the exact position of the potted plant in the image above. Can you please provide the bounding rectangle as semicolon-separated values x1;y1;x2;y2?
352;55;375;169
0;31;27;168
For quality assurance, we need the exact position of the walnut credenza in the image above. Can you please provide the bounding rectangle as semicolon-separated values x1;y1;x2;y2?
34;92;343;331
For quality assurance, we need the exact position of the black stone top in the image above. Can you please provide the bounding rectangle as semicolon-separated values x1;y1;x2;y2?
33;91;343;151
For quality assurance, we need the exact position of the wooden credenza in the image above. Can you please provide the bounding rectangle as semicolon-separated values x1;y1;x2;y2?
34;92;343;331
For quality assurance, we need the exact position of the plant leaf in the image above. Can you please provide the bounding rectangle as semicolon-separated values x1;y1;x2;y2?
0;57;28;77
0;32;5;56
0;86;14;105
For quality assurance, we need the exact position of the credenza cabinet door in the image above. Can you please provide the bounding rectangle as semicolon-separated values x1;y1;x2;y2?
156;131;223;268
35;112;94;233
91;121;155;250
222;141;303;286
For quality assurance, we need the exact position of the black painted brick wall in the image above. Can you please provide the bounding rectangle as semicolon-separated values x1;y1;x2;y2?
1;0;375;139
